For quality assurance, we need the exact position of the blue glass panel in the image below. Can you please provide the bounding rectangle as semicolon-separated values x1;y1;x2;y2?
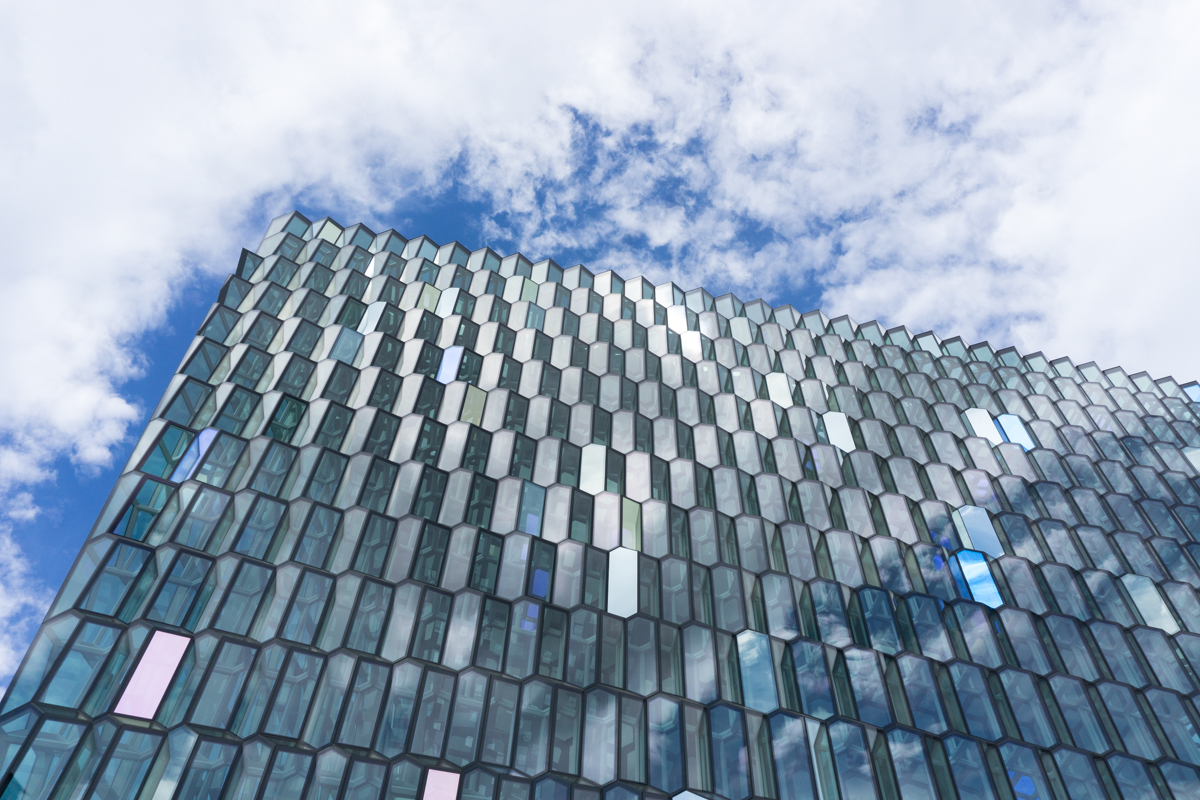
948;662;1001;740
439;346;465;384
897;655;947;734
1106;754;1158;800
1048;675;1110;754
790;639;835;719
519;483;546;537
843;648;890;727
827;721;878;800
885;729;937;800
1052;749;1105;800
998;743;1052;800
1144;688;1200;766
646;696;683;793
996;414;1037;451
951;550;1003;608
710;705;750;800
736;631;777;714
769;713;816;800
953;505;1005;558
943;735;997;800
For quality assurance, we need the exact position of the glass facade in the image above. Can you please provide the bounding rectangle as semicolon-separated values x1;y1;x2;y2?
4;210;1200;799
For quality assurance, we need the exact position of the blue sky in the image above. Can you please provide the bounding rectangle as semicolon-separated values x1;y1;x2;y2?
2;0;1200;680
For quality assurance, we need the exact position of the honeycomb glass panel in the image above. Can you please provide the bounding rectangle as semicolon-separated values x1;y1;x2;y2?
9;214;1200;798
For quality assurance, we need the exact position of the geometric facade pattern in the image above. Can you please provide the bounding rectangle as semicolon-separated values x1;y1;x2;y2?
4;210;1200;799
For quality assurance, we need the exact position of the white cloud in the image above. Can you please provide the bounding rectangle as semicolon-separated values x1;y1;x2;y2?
0;0;1199;676
0;524;52;690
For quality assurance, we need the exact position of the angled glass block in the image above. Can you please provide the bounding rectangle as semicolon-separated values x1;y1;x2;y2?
12;215;1200;799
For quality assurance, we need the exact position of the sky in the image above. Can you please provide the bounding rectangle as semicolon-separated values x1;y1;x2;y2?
1;0;1199;684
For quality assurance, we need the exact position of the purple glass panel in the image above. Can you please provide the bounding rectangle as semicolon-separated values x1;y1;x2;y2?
170;428;218;482
113;630;190;718
423;769;461;800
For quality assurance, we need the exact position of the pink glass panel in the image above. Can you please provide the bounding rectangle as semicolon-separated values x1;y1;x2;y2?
113;630;190;718
422;770;460;800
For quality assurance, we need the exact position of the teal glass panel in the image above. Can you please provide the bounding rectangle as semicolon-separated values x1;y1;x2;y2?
87;730;164;800
39;623;120;708
263;650;323;739
176;740;239;800
0;719;84;800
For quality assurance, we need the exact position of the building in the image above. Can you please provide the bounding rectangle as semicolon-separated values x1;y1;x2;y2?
2;210;1200;799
